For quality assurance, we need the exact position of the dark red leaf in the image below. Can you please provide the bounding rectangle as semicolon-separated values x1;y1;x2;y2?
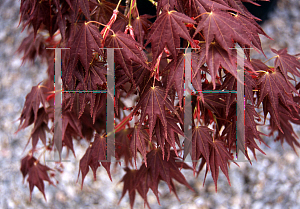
130;124;150;167
67;23;103;75
77;133;112;188
271;48;300;80
105;31;149;87
208;140;236;191
134;86;182;141
21;155;53;201
145;5;196;65
192;126;214;169
194;10;257;58
18;84;47;132
257;70;298;130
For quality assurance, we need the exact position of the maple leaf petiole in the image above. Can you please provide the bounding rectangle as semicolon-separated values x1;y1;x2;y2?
116;0;122;10
263;55;279;64
100;0;122;40
36;148;47;163
127;0;136;26
85;21;116;36
147;0;157;7
37;84;49;90
194;12;211;20
113;111;135;133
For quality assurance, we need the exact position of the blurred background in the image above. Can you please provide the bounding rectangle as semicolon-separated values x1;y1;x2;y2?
0;0;300;208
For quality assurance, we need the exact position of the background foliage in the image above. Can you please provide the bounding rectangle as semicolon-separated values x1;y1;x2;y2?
1;0;298;208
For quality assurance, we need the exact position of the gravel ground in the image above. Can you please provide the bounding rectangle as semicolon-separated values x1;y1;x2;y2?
0;0;300;209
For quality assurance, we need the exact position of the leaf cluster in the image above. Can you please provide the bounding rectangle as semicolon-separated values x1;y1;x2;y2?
17;0;300;208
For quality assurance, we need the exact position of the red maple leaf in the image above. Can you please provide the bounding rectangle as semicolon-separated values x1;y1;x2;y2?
77;133;112;188
271;48;300;81
115;128;133;166
270;103;300;154
105;31;149;87
90;0;127;25
157;0;179;14
245;104;268;161
257;70;298;130
130;124;150;167
17;84;47;132
164;52;200;103
206;43;237;89
225;0;261;20
118;167;139;209
192;126;214;169
70;0;91;21
119;149;193;209
187;0;233;16
67;23;103;77
134;86;182;142
30;108;50;149
131;14;153;45
20;155;53;201
145;5;196;65
207;140;237;191
194;10;257;57
154;115;183;159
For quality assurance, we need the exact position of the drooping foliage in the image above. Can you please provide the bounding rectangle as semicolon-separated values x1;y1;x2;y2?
17;0;300;208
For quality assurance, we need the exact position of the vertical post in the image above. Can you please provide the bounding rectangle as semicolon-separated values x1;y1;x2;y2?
106;48;116;162
46;48;70;162
53;48;62;161
183;48;193;161
235;44;246;162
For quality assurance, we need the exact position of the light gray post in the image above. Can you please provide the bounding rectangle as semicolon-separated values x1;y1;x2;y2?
235;45;246;162
183;48;193;161
46;48;70;162
106;48;116;162
54;48;62;160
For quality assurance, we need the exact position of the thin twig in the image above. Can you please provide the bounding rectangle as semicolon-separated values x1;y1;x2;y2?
124;0;131;16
